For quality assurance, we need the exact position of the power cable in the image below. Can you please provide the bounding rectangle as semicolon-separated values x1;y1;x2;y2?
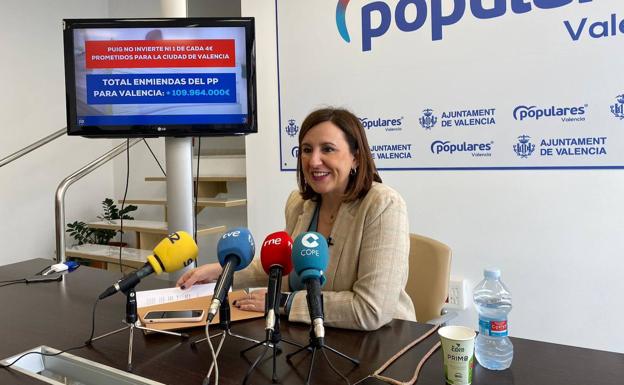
118;139;130;275
0;298;100;369
142;139;166;177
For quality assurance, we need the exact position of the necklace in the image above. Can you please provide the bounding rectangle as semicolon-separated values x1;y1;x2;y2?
322;206;340;224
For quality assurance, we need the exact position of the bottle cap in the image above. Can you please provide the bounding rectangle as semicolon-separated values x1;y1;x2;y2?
484;268;501;279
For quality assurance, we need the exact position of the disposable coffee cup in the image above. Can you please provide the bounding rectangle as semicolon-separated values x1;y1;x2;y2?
438;326;476;385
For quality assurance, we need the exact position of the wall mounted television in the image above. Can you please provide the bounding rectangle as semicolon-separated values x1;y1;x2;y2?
63;17;256;138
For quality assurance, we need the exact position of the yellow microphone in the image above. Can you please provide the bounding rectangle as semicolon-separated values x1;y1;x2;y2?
99;231;198;299
147;231;198;274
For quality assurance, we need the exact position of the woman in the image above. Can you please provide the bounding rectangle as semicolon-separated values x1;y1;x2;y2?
177;107;415;330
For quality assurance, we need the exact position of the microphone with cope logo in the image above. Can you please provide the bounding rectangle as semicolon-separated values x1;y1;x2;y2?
207;227;255;322
260;231;293;334
98;231;198;300
286;232;360;383
291;231;329;342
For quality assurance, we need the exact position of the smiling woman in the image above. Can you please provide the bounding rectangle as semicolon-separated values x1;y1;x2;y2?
178;107;415;331
297;108;381;202
299;122;357;202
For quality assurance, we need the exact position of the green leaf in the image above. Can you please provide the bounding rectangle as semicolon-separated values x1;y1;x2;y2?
65;198;139;246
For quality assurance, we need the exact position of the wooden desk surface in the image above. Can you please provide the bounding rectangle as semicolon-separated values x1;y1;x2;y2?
0;259;622;385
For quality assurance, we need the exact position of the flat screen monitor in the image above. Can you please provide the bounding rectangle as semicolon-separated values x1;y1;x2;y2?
63;17;256;138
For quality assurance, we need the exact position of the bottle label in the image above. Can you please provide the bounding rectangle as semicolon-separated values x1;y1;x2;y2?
478;317;508;337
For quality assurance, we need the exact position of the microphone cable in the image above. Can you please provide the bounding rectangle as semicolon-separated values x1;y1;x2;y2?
321;348;351;385
203;320;220;385
0;298;101;369
0;280;26;288
0;276;61;287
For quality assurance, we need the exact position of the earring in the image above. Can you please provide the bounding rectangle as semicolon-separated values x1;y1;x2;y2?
350;167;357;176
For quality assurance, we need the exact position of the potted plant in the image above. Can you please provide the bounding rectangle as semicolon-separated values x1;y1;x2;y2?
66;198;138;246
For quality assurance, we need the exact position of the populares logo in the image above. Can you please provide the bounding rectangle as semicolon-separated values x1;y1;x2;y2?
419;109;437;130
610;94;624;120
513;135;535;158
430;140;493;157
336;0;594;51
285;119;299;137
513;104;587;122
291;146;299;158
359;116;404;131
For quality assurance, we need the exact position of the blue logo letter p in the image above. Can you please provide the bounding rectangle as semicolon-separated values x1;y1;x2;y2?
361;1;392;51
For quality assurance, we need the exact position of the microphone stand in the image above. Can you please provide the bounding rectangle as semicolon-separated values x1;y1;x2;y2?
285;293;360;385
88;286;189;372
239;273;304;384
191;293;263;347
191;293;264;380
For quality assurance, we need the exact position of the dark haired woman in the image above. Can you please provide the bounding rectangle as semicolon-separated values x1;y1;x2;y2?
177;108;415;330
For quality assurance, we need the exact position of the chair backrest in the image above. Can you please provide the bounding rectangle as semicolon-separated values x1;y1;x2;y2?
406;233;452;323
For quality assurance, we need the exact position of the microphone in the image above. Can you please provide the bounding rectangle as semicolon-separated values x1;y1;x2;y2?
291;232;329;342
207;227;255;322
98;231;198;300
260;231;293;334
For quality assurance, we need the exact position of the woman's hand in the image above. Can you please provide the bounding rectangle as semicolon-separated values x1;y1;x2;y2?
233;289;267;313
176;263;222;289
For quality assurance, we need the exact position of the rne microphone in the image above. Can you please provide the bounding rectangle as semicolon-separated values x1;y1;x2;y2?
98;231;198;300
291;232;329;343
207;227;255;322
260;231;293;334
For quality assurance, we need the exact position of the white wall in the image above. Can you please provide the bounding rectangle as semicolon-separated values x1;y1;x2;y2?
242;0;295;239
0;0;245;268
242;0;624;353
0;0;115;265
107;0;185;250
108;1;247;266
108;0;186;18
0;0;191;266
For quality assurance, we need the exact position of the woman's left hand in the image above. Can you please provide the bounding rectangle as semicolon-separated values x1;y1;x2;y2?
233;289;267;313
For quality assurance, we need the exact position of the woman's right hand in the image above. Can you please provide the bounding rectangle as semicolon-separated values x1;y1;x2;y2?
176;263;223;289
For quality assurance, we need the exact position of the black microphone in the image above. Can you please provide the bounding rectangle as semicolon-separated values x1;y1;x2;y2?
99;265;152;299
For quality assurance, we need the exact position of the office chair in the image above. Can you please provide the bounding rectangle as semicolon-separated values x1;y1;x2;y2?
405;233;452;324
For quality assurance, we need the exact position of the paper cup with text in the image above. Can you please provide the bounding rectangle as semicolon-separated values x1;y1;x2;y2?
438;326;476;385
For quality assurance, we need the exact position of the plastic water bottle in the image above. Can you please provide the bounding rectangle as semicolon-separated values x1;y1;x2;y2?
473;268;513;370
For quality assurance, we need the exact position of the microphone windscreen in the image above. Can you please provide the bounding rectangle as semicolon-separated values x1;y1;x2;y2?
147;231;198;274
291;232;329;285
217;227;255;271
260;231;293;275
